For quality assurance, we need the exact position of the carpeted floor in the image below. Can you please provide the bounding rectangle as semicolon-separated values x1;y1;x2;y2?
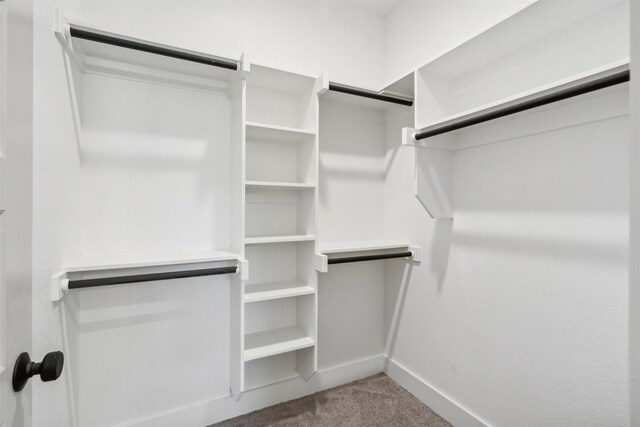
212;373;453;427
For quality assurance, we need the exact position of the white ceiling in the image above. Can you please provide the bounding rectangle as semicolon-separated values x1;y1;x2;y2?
346;0;403;17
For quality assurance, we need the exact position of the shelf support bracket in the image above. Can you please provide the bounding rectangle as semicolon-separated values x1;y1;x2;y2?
402;128;454;219
51;272;69;302
238;257;249;281
409;246;422;263
314;253;328;273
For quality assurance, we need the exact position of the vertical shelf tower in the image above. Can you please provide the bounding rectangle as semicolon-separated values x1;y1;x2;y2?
233;64;322;394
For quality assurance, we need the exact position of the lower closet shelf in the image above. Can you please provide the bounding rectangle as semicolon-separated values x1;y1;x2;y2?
244;326;315;361
244;281;315;303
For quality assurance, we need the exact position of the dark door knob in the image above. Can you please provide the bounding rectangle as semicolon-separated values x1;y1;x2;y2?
12;351;64;392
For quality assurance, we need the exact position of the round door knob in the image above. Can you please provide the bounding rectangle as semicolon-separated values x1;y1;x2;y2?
12;351;64;392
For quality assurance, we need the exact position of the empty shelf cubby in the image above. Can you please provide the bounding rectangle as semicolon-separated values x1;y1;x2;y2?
245;65;318;131
245;122;316;186
245;186;315;239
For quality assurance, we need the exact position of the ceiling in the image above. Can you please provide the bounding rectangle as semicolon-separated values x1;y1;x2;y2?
346;0;403;17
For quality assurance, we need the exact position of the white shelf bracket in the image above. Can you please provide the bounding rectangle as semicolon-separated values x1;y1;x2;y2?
51;272;69;302
314;253;328;273
402;127;418;147
402;128;454;219
414;147;453;219
238;257;249;281
239;52;250;75
409;246;422;263
53;10;77;61
316;72;329;97
316;72;329;96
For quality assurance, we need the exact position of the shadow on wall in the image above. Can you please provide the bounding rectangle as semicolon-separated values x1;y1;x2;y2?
11;395;25;427
57;292;80;427
382;220;452;358
451;229;627;268
384;262;413;359
431;220;453;292
58;46;234;257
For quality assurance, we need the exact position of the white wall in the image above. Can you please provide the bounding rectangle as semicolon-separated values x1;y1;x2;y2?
384;0;530;84
383;1;629;426
67;0;387;89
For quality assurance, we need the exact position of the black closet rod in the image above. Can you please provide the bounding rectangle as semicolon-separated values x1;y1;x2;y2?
328;83;414;107
69;27;239;71
328;251;413;265
414;69;630;141
68;266;238;290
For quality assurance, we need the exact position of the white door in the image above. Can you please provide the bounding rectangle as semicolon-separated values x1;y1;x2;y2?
1;2;34;426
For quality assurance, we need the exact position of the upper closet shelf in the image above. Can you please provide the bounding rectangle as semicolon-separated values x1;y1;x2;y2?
245;122;316;142
406;61;629;146
245;64;320;131
323;82;413;109
408;0;629;145
55;12;244;91
52;250;244;301
404;0;630;221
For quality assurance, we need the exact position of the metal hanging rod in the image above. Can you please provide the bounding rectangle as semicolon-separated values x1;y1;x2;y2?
67;266;238;290
328;83;413;107
69;26;239;71
414;69;630;141
328;251;413;265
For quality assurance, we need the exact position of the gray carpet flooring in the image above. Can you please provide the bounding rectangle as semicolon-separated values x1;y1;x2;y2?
212;373;453;427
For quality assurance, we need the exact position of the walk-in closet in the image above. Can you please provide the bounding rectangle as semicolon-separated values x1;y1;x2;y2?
1;1;638;426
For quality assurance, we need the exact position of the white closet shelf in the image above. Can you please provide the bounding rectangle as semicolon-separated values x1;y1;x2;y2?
319;240;410;254
51;250;242;301
244;326;314;361
245;234;315;245
380;72;415;103
245;122;316;142
412;60;629;135
244;280;315;303
322;83;413;111
245;181;316;189
55;16;242;91
61;250;240;273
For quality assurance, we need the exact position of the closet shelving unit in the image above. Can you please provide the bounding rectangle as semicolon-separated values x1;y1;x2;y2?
55;14;326;396
238;64;322;393
54;15;253;416
316;75;419;272
400;0;630;219
322;76;414;110
52;15;248;304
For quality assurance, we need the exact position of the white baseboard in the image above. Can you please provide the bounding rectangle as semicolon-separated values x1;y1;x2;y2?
383;358;489;427
123;354;385;427
121;355;489;427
